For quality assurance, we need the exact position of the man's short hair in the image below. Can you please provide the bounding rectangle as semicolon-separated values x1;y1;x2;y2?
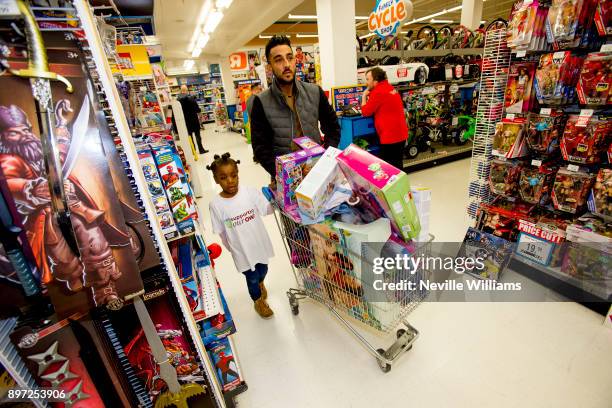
251;83;262;91
265;35;292;61
366;67;387;82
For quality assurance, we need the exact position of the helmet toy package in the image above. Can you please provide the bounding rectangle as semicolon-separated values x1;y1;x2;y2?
526;111;566;156
560;115;611;164
552;168;596;213
492;119;529;158
588;168;612;217
577;52;612;106
519;165;557;205
489;159;524;197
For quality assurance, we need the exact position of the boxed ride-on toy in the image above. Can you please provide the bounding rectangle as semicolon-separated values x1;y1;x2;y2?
336;144;421;241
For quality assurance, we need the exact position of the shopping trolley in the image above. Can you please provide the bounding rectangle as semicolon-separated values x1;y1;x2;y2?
270;200;434;372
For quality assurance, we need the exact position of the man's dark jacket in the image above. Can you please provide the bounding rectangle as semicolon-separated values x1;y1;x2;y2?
178;94;201;133
250;78;340;176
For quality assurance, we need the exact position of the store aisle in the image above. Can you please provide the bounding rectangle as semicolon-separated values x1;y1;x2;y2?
196;128;612;408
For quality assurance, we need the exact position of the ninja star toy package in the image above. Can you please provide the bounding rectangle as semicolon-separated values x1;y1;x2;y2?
336;144;421;241
275;137;325;212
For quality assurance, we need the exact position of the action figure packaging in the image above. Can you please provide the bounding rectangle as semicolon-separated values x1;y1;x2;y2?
10;313;135;407
561;213;611;280
560;115;611;164
489;159;524;197
526;111;566;157
107;281;210;406
516;218;567;267
0;31;144;312
546;0;600;49
518;164;557;206
534;52;584;105
507;0;542;51
151;144;198;236
137;145;179;240
577;52;612;105
504;62;537;114
492;118;529;158
552;168;596;213
594;0;612;36
206;337;243;393
172;238;206;322
475;200;535;242
588;168;612;217
459;227;516;281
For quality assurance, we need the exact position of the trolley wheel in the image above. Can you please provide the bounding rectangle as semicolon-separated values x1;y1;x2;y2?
376;348;391;373
396;329;406;339
291;305;299;315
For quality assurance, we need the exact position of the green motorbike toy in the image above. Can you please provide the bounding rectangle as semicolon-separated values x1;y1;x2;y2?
451;115;476;145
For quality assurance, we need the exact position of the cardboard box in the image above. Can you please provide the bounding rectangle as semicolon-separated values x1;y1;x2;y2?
275;137;325;211
411;187;431;242
336;144;421;241
296;146;343;219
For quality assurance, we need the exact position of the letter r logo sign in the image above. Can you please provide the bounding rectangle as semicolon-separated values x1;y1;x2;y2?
229;52;247;70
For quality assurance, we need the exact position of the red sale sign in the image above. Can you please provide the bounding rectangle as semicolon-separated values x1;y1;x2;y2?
229;52;248;70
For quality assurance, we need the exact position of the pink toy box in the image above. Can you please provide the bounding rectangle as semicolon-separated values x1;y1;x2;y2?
336;144;421;241
275;137;325;211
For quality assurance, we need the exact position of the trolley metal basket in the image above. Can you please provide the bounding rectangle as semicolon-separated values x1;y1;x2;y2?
271;201;434;372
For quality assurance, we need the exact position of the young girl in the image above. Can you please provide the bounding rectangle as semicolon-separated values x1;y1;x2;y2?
207;153;275;318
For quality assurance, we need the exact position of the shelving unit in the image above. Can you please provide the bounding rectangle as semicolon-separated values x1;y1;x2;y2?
358;48;484;59
170;75;226;125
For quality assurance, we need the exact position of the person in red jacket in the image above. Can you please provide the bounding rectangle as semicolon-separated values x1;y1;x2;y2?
361;67;408;169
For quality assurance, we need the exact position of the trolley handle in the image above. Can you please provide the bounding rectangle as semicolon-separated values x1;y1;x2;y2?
262;186;275;202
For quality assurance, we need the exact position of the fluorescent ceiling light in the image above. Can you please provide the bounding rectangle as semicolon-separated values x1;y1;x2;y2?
355;16;369;20
404;5;462;26
183;59;195;70
289;14;369;20
296;33;318;38
191;47;202;58
196;33;210;48
188;0;213;52
259;34;272;39
430;19;454;24
481;20;486;24
359;32;376;40
259;34;291;38
203;10;224;33
216;0;233;9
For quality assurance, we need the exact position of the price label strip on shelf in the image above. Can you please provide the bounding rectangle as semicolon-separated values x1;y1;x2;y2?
197;262;223;318
516;233;554;266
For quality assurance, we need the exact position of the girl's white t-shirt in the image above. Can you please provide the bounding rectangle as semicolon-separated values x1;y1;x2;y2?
209;186;274;273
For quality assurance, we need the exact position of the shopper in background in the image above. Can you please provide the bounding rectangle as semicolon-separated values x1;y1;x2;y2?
177;84;208;154
361;67;408;169
207;153;275;319
246;83;263;119
251;35;340;180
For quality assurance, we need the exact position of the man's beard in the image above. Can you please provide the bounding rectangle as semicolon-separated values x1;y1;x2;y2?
275;69;295;86
0;135;44;174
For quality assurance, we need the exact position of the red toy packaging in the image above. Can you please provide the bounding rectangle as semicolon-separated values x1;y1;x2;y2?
552;168;596;213
560;115;611;164
508;0;549;51
588;168;612;217
476;200;535;242
519;165;557;205
492;118;529;158
526;111;566;156
534;52;584;105
546;0;599;49
489;159;524;197
594;0;611;36
577;52;612;105
504;62;537;113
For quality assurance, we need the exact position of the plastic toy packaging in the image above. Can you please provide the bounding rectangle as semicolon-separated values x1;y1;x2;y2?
507;0;548;51
492;118;528;158
534;52;584;105
588;168;612;217
577;52;612;105
546;0;600;49
476;200;534;241
552;168;596;213
489;159;524;197
560;115;611;164
594;0;611;36
504;62;537;113
562;213;611;280
519;165;557;205
526;111;566;156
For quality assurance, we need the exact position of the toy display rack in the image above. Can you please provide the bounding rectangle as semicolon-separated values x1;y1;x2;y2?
467;28;511;219
74;1;230;406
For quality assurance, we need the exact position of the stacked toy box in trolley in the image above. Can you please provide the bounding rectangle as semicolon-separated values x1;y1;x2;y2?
267;137;433;372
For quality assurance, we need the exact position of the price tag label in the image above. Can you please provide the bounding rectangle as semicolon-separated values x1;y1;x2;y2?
516;50;527;58
540;108;552;115
516;233;553;266
601;44;612;53
567;164;580;172
575;109;593;127
531;159;542;167
452;117;459;126
0;0;18;16
506;113;516;120
445;66;453;80
449;84;459;93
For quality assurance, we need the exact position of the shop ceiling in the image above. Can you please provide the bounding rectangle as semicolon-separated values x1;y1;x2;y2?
245;0;516;47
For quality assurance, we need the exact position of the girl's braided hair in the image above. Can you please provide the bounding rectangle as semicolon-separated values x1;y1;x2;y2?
206;152;240;175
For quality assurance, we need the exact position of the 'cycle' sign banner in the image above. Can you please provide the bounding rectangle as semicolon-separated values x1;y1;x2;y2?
368;0;413;39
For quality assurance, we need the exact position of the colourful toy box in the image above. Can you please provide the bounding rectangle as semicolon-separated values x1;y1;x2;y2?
152;144;198;236
275;137;325;211
336;144;421;241
411;187;431;243
295;146;343;219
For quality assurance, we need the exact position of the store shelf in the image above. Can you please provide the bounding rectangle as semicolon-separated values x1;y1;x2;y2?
403;142;473;172
358;48;484;59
